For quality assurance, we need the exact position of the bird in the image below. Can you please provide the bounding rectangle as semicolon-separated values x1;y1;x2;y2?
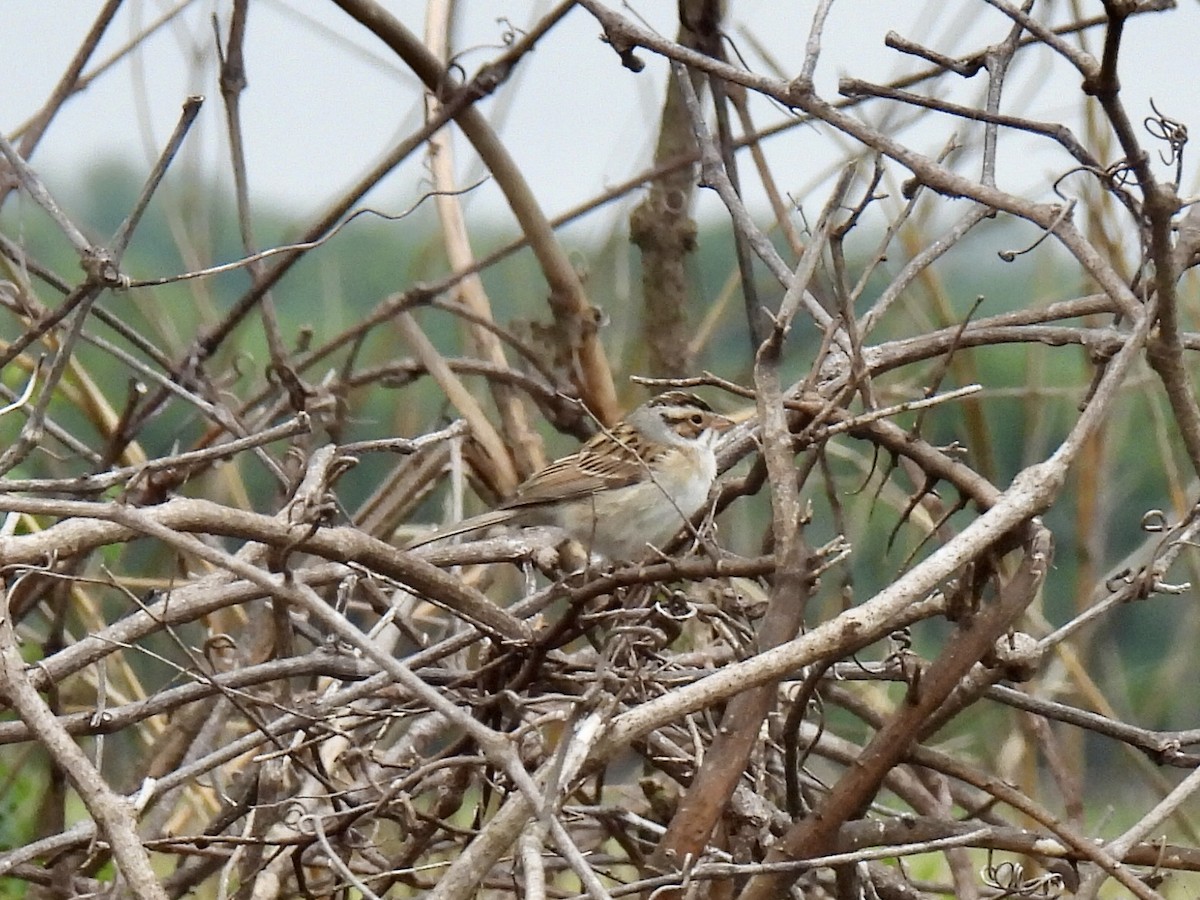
406;391;734;560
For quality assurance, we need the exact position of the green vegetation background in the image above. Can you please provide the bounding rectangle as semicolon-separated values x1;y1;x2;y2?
1;161;1190;710
0;161;1195;888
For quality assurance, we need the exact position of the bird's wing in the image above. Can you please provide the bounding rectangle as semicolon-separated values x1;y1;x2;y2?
500;429;651;509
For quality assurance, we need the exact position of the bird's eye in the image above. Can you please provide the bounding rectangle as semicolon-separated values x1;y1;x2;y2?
690;413;704;426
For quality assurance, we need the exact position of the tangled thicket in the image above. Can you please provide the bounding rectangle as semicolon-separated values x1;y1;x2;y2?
1;2;1200;898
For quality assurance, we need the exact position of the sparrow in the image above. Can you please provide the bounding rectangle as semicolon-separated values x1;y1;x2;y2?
407;391;733;560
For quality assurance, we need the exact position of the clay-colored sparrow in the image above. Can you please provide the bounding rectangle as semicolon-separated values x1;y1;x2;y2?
407;391;733;560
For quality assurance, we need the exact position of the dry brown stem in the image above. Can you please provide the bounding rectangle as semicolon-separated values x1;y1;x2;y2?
2;3;1199;897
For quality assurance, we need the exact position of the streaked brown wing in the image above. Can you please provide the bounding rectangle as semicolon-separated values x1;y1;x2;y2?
500;428;654;510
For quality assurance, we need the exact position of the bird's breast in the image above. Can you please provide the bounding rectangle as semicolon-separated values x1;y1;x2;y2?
649;445;717;516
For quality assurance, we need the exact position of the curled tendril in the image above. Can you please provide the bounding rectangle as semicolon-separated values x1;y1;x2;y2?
1052;165;1091;203
203;633;240;671
981;854;1065;897
285;802;310;832
1145;98;1188;170
0;355;44;419
998;199;1077;262
654;591;696;623
1141;509;1169;532
1105;567;1135;593
888;628;912;654
495;17;526;46
89;709;114;728
1102;159;1138;190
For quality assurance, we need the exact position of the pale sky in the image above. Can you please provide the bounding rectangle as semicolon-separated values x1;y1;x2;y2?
3;1;1199;245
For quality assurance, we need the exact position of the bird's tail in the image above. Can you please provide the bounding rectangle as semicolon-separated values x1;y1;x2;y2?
403;509;516;550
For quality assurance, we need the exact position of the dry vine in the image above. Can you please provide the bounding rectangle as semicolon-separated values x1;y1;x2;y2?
0;2;1199;898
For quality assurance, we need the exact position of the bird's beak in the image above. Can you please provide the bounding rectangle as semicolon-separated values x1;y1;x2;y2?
712;413;736;433
722;405;760;429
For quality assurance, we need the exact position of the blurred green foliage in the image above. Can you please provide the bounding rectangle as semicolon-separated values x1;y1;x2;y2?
0;158;1194;786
